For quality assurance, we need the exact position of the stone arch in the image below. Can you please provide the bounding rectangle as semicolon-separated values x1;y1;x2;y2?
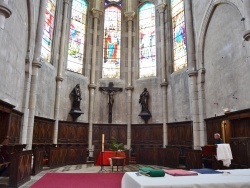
196;0;245;70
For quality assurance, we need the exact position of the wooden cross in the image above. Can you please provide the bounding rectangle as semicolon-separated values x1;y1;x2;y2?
99;82;123;123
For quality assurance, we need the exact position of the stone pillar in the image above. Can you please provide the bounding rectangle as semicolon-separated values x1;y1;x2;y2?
53;0;70;144
124;10;135;150
88;7;103;150
0;0;11;29
243;0;250;41
21;0;36;144
157;3;168;147
26;0;48;150
184;0;202;149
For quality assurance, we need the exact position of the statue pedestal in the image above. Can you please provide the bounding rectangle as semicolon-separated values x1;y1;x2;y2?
70;109;83;121
138;111;151;124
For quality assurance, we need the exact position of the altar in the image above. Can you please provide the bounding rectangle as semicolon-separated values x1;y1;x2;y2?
96;151;126;166
121;169;250;188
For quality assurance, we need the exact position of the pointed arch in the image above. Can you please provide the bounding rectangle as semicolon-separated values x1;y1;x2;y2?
139;2;156;78
67;0;88;74
171;0;187;72
102;5;121;78
197;0;245;70
41;0;57;63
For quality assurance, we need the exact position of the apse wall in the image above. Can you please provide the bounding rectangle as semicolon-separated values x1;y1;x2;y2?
0;1;28;111
203;3;250;118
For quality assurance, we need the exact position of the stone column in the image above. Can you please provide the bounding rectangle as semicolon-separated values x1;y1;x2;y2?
0;0;11;29
243;0;250;41
124;10;135;150
21;0;36;144
53;0;70;144
156;3;168;147
184;0;201;149
88;7;103;150
26;0;48;150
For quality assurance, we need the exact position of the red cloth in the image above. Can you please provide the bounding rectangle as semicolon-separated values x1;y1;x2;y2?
164;169;198;176
96;151;126;166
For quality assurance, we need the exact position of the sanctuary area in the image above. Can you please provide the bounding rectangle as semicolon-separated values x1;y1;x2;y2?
0;0;250;187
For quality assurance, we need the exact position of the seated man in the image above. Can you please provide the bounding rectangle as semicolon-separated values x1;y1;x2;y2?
214;133;224;144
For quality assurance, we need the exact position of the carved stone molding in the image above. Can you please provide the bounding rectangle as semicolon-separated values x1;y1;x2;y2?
187;70;198;77
243;30;250;41
56;76;64;82
125;86;134;90
160;82;168;87
88;83;97;89
156;3;167;14
0;1;12;18
124;11;135;21
91;8;103;19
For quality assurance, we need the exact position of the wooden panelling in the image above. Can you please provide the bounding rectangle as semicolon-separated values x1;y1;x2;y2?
205;117;225;145
9;110;23;144
9;150;32;188
58;121;88;144
93;124;127;149
230;118;250;138
136;147;159;165
167;121;192;146
48;145;86;168
158;148;179;168
32;147;44;175
33;117;55;144
0;100;15;145
132;124;163;145
185;150;202;170
230;137;250;168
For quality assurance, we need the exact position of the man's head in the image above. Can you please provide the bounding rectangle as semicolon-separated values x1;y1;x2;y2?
214;133;220;140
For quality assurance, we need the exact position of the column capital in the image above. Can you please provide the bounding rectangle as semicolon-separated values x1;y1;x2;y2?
63;0;70;4
124;11;135;21
156;3;167;14
92;8;103;19
0;1;12;18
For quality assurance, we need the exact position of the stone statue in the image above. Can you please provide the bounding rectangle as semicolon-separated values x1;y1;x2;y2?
139;88;150;112
71;84;82;110
138;88;151;123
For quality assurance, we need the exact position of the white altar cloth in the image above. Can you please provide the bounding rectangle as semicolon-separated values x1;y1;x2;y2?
121;169;250;188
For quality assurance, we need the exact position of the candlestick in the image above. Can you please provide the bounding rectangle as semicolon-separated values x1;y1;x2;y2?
101;134;105;152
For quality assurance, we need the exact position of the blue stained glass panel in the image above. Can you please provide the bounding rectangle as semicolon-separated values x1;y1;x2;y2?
67;0;88;74
41;0;56;63
139;2;156;78
171;0;187;71
102;6;121;78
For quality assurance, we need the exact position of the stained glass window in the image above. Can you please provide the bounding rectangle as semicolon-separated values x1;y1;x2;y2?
41;0;56;63
102;6;121;78
171;0;187;72
139;2;156;78
105;0;122;6
67;0;88;74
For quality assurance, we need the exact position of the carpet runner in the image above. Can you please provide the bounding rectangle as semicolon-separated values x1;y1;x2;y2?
30;173;124;188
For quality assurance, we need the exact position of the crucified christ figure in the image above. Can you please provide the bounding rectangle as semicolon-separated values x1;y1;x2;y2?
99;82;123;123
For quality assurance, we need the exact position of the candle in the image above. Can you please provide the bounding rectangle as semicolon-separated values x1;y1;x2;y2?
101;134;105;152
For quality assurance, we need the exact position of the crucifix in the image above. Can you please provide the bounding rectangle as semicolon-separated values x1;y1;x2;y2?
99;82;123;123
